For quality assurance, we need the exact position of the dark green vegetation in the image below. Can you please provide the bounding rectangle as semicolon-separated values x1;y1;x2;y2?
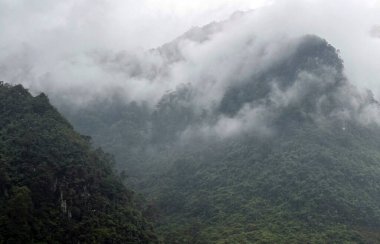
61;35;380;243
0;83;158;243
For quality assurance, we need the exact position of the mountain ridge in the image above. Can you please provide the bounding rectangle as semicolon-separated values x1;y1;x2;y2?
0;82;159;243
35;13;380;243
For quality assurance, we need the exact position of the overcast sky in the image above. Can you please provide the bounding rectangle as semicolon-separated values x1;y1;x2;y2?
0;0;270;50
0;0;379;101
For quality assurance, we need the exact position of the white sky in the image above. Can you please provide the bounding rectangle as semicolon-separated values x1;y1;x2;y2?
108;0;272;48
0;0;271;50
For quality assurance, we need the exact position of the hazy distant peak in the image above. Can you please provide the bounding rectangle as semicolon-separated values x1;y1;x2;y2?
155;10;253;63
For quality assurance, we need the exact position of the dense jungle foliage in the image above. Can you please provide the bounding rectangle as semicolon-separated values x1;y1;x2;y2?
0;82;158;243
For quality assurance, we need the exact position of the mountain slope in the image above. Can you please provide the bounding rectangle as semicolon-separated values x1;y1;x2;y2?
146;35;380;243
0;82;158;243
150;123;380;243
50;10;380;242
59;33;380;243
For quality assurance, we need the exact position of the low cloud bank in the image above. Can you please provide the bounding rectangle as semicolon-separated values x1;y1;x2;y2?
1;0;380;139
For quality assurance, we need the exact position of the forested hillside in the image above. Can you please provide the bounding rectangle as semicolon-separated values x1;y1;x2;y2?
2;2;380;244
0;82;158;243
61;35;380;243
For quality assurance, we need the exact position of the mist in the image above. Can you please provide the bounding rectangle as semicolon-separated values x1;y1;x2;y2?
1;0;378;98
1;0;380;138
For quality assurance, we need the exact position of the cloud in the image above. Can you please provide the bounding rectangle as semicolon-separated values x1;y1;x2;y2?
370;25;380;38
0;0;380;135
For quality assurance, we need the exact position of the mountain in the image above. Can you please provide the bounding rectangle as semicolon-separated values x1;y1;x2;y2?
155;10;252;63
0;82;159;243
54;14;380;243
